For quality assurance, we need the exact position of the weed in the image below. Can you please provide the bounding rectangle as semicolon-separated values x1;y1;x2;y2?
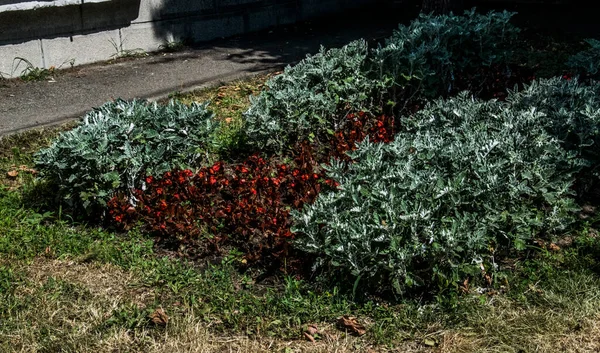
109;38;149;60
158;40;186;53
12;57;55;82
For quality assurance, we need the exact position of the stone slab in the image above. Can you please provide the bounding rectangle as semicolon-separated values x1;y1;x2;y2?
0;39;43;78
41;30;121;69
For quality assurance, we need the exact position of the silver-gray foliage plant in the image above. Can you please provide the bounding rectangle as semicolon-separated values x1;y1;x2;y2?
244;9;519;153
244;39;376;152
293;78;599;294
35;99;219;214
567;38;600;77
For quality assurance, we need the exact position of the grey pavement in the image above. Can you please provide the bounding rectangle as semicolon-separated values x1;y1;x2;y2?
0;9;412;135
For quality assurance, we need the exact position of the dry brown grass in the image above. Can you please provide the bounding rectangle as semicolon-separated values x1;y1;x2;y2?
4;257;600;353
1;258;430;353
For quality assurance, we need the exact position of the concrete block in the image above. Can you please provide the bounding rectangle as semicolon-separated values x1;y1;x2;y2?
245;4;298;33
299;0;339;19
0;39;43;78
120;22;169;53
134;0;215;23
218;0;264;9
41;30;120;69
80;0;141;32
0;4;82;43
189;15;245;42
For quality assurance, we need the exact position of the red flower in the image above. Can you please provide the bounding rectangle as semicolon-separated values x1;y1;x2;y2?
209;176;217;185
198;171;205;178
158;200;168;210
114;215;123;223
240;166;249;173
211;163;222;173
250;188;257;195
183;169;193;177
145;176;153;184
178;176;186;184
156;187;164;195
164;179;172;186
164;172;172;178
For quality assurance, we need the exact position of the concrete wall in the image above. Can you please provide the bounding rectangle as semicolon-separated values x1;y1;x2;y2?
0;0;370;77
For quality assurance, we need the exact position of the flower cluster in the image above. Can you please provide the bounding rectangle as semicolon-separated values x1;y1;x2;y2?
109;152;332;263
331;112;396;159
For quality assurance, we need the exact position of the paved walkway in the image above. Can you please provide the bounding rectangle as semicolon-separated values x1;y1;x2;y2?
0;9;406;135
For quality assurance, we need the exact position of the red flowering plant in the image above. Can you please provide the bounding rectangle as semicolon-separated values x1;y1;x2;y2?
108;110;396;266
108;151;331;264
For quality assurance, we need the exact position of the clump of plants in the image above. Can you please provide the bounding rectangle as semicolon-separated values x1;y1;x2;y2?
108;112;396;264
374;9;520;103
35;99;219;214
293;78;599;295
508;77;600;197
244;9;522;153
244;39;377;153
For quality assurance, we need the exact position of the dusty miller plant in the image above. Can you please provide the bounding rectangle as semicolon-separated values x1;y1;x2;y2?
373;9;519;104
35;99;219;215
244;10;519;153
293;84;589;294
244;39;376;153
567;38;600;78
508;78;600;194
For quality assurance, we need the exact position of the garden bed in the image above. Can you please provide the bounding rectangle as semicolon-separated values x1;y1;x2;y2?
2;9;600;352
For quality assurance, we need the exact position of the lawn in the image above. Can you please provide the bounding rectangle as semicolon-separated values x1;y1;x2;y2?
1;11;600;353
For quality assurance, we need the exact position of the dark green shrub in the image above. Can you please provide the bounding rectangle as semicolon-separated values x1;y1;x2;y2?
35;99;219;214
293;82;591;294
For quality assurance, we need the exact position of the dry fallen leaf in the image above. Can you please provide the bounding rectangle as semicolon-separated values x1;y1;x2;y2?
6;170;18;178
549;243;561;251
304;332;315;343
149;308;169;325
337;316;366;336
303;324;319;343
306;324;319;335
556;236;573;248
